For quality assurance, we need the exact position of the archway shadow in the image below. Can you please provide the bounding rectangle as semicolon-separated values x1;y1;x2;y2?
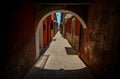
24;66;96;79
65;47;78;55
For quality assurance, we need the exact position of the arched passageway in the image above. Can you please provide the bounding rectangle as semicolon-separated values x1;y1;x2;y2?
2;0;120;79
35;9;87;59
23;8;95;79
24;9;95;79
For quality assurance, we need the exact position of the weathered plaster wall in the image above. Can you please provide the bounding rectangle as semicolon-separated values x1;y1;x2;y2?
2;0;36;79
80;0;120;78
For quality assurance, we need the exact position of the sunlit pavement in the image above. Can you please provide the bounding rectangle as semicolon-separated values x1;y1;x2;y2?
24;31;95;79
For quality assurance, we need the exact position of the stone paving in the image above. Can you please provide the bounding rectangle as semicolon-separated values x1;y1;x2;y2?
24;31;95;79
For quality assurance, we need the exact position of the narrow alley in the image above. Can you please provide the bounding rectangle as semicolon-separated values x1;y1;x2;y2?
24;31;95;79
2;0;120;79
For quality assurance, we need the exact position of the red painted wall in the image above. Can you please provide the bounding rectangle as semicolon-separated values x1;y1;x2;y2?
43;15;52;47
66;17;82;52
66;17;80;34
43;18;48;47
47;15;52;42
66;18;72;33
75;17;81;36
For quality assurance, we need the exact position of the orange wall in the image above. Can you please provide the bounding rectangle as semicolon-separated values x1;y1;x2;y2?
43;15;52;47
75;17;81;36
47;15;52;42
66;17;80;35
43;18;47;47
66;18;72;33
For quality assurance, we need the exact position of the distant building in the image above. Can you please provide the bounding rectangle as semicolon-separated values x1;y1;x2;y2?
64;13;81;55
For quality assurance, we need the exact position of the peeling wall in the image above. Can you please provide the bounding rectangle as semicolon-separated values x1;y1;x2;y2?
80;0;120;78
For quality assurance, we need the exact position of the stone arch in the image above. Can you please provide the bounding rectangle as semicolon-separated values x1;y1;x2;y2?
35;9;87;59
